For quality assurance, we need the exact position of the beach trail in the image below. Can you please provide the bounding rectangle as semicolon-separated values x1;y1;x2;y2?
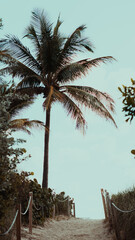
22;217;113;240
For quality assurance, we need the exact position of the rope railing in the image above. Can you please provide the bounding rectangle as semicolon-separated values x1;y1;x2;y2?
21;196;32;215
0;210;19;236
52;196;75;218
0;192;33;240
101;188;135;240
33;201;41;211
112;202;135;213
0;192;75;239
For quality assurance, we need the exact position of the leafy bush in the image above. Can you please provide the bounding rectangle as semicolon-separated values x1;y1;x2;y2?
0;80;32;238
111;187;135;240
3;171;73;226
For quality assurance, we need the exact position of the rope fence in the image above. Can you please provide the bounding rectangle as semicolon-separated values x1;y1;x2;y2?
33;201;41;211
21;196;32;215
112;202;135;214
53;196;75;218
0;210;19;236
0;192;33;240
101;188;135;240
0;192;75;239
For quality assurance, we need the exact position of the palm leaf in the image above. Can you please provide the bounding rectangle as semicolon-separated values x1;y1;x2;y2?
58;25;94;65
31;9;52;39
62;85;115;112
9;119;46;134
0;35;41;73
63;85;117;127
53;15;63;37
15;86;45;97
52;88;87;132
30;9;55;74
56;56;114;84
15;75;43;89
24;24;41;58
8;98;34;118
0;64;40;79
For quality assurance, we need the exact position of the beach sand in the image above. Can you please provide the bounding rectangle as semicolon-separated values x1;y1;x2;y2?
21;216;113;240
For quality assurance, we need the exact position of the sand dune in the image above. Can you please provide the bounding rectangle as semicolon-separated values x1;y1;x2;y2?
22;217;113;240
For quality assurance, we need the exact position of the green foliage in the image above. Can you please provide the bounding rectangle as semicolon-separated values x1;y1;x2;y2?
118;78;135;122
111;187;135;240
0;81;31;236
4;172;72;226
1;168;73;230
119;78;135;156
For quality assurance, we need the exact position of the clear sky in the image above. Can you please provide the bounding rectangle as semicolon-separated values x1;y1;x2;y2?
1;0;135;219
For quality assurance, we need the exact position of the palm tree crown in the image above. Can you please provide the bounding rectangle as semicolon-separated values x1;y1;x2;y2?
0;10;116;188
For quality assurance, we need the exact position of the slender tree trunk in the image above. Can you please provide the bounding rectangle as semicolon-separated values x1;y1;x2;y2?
42;107;51;189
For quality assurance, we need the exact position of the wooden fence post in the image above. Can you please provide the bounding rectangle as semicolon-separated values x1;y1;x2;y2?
106;191;112;223
53;204;55;218
67;197;70;217
29;192;33;234
16;204;21;240
101;189;108;220
73;203;76;217
111;204;120;240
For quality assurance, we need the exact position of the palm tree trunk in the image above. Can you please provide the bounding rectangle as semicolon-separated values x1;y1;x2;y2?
42;107;51;189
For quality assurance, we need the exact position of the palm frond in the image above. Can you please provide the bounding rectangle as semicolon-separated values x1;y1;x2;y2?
9;98;34;118
62;85;117;127
24;24;41;56
0;35;41;73
0;63;40;80
52;88;87;133
9;118;46;134
15;75;43;90
62;85;115;112
58;25;94;65
31;9;53;40
15;86;45;97
0;50;16;65
56;56;115;84
29;9;55;74
53;15;63;37
56;62;87;83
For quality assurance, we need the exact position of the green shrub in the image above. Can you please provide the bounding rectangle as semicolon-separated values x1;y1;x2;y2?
111;187;135;240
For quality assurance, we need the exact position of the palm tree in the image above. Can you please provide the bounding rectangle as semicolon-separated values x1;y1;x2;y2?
0;80;45;134
0;10;116;189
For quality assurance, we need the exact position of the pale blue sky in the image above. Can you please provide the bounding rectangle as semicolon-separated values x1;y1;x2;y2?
1;0;135;219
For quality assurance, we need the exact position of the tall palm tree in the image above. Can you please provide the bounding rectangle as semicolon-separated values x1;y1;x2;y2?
0;10;116;188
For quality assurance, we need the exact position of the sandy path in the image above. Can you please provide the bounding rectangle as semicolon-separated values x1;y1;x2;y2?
22;217;113;240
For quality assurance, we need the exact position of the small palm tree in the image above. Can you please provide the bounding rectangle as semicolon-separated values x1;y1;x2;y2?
0;10;116;188
0;81;45;134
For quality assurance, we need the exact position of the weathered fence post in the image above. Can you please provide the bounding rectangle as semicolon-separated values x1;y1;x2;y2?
53;204;55;218
111;204;120;240
16;204;21;240
106;191;112;224
29;192;33;234
101;189;108;220
73;203;76;217
120;230;125;240
67;197;70;217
